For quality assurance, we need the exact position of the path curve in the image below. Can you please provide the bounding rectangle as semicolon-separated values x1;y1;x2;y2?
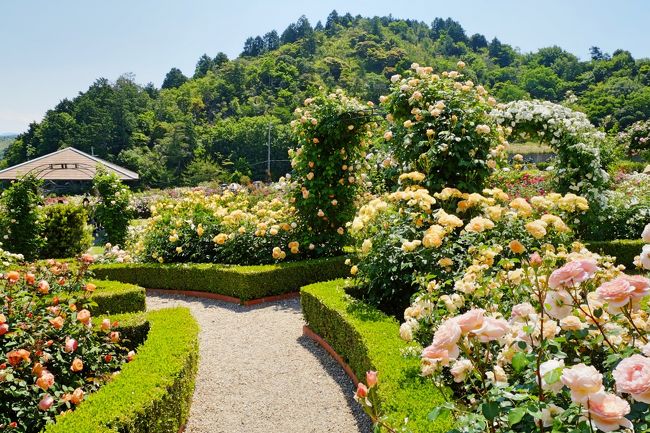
147;294;372;433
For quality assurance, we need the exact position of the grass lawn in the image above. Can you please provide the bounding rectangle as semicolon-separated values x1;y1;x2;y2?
508;141;554;154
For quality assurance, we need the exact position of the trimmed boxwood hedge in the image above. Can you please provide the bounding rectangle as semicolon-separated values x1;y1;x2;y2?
301;279;452;432
586;239;645;270
54;280;146;316
91;256;348;301
44;307;199;433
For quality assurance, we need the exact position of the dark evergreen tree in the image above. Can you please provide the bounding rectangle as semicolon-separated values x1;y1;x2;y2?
162;67;188;89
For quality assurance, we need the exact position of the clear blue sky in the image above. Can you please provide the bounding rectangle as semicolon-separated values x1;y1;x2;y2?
1;0;649;133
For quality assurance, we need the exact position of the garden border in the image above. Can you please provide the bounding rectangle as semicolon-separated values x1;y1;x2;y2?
586;239;645;270
44;307;199;433
91;256;348;303
300;279;453;433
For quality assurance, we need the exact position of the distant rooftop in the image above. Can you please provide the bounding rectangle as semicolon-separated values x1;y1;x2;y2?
0;147;139;181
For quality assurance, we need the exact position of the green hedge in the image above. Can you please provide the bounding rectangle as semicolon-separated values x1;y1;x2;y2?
88;280;147;314
44;307;199;433
94;312;150;350
301;280;452;432
92;256;348;301
586;239;645;270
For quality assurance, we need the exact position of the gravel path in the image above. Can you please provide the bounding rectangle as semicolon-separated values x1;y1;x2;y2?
147;294;372;433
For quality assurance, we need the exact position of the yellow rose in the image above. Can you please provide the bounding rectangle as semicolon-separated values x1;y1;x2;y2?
525;220;547;239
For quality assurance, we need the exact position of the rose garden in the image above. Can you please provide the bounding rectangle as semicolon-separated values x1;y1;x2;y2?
1;62;650;433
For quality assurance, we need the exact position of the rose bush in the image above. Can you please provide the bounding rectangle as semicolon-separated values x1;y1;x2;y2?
379;62;506;193
0;256;129;432
403;242;650;432
347;174;587;316
289;90;374;256
618;119;650;161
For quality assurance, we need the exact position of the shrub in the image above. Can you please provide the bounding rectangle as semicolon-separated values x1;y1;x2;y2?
348;182;585;315
289;90;373;255
0;258;128;432
381;63;505;192
93;312;149;350
618;118;650;160
301;280;452;432
586;239;647;270
44;308;199;433
87;280;146;315
91;256;348;301
93;168;133;246
0;174;44;260
487;169;552;199
41;204;93;259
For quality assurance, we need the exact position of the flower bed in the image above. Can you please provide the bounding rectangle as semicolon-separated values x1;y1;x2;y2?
91;256;348;302
301;279;453;432
44;307;199;433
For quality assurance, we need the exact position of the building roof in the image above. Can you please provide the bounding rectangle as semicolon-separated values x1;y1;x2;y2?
0;147;139;181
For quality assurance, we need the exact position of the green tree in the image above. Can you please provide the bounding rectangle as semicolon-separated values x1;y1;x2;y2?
162;67;188;89
0;175;44;260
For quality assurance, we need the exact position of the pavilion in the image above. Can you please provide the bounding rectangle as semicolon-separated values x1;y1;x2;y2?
0;147;138;192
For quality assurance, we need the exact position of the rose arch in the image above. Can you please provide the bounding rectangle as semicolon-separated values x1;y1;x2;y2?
490;100;609;204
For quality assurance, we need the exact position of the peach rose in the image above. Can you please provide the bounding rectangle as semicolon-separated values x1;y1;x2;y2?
596;277;636;311
7;349;30;366
36;370;55;390
548;259;598;289
6;271;20;284
561;363;603;404
450;358;473;383
25;273;35;285
70;358;84;372
76;309;91;325
84;283;96;292
455;309;485;334
49;316;64;329
560;315;585;331
101;319;111;331
586;392;633;432
366;371;378;388
37;280;50;294
474;317;509;342
70;388;84;405
0;323;8;335
612;354;650;403
510;302;535;321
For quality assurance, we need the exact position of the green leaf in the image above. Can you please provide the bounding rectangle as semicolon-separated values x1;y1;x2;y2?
481;401;500;420
508;407;527;426
512;352;528;372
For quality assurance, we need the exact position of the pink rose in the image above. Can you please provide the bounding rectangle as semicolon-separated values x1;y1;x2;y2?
510;303;535;321
540;359;565;393
455;309;485;333
612;354;650;403
561;363;604;404
366;371;378;388
596;277;636;311
474;317;509;342
101;319;111;331
586;392;633;432
422;319;462;365
642;222;650;243
623;274;650;299
450;359;473;383
355;382;368;398
64;337;78;353
548;259;598;289
38;394;54;411
544;290;574;320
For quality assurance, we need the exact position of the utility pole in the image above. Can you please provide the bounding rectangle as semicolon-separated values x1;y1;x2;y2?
267;122;272;182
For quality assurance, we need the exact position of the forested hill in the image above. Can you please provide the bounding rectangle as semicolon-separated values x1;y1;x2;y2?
3;12;650;187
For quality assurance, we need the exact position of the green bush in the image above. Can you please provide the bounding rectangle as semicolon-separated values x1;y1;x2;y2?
586;239;646;270
93;168;133;246
44;307;199;433
0;174;44;260
301;280;452;433
92;256;348;301
88;280;146;315
41;204;93;259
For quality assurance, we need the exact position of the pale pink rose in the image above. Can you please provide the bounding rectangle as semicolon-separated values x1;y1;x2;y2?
561;363;604;404
586;392;633;432
64;337;78;353
612;354;650;403
623;274;650;299
548;259;598;289
544;290;573;320
643;342;650;357
540;359;565;393
474;317;509;342
455;309;485;334
560;315;585;331
421;345;454;367
422;319;462;365
529;252;543;267
596;277;636;310
510;303;535;321
38;394;54;411
642;222;650;243
366;371;378;388
450;358;473;383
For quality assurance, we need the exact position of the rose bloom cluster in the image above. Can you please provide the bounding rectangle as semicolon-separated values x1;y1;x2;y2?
635;222;650;271
415;242;650;432
134;187;315;265
0;257;130;433
348;173;589;314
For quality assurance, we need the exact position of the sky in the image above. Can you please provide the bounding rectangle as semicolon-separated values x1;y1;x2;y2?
1;0;649;134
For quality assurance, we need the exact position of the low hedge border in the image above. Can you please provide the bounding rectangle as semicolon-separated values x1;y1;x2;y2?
91;256;348;302
301;279;452;432
586;239;644;270
94;312;150;350
88;280;146;315
44;307;199;433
